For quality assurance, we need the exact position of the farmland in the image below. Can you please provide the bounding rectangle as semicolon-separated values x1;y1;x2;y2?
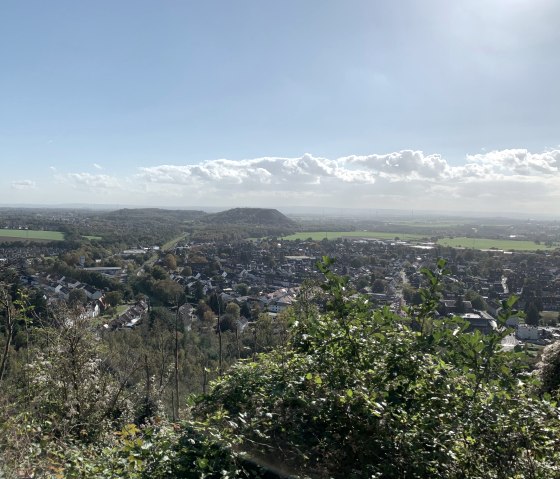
281;231;559;252
0;229;64;241
281;231;428;241
436;237;558;251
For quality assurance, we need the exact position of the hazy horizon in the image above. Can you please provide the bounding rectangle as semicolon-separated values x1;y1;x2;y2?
2;1;559;215
0;202;558;222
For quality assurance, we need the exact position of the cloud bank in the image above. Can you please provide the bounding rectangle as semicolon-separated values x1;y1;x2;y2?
130;149;560;214
9;148;560;215
61;173;121;190
11;180;36;190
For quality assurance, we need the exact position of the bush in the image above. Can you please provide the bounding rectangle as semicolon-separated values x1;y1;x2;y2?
192;258;560;478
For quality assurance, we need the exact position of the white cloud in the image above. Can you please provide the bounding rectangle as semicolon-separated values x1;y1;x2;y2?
24;148;560;214
134;148;560;214
61;173;121;190
138;153;370;189
138;149;560;190
11;180;36;190
462;149;560;176
339;151;449;180
93;163;103;170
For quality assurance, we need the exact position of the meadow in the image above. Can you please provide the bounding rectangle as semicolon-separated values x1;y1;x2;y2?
0;229;64;241
281;231;428;241
436;237;557;251
281;231;559;252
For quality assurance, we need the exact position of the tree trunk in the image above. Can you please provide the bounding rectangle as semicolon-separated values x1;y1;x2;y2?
0;293;14;383
174;304;180;420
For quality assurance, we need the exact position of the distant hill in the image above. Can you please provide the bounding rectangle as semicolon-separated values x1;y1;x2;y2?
203;208;296;227
87;208;208;246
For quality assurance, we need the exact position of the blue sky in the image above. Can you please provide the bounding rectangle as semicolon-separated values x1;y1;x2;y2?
2;0;560;215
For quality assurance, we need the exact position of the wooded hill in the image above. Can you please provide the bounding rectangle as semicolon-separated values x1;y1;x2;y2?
202;208;296;228
79;207;297;246
102;208;206;222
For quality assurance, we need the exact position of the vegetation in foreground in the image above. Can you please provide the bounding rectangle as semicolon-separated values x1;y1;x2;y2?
1;259;560;478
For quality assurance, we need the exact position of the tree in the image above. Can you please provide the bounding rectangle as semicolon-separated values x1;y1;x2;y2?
151;265;168;281
465;290;486;311
62;252;80;267
539;341;560;394
240;301;251;319
372;278;386;293
203;310;215;324
235;283;249;296
454;295;466;314
68;288;87;308
225;302;240;320
355;276;370;291
193;281;204;302
196;300;211;320
105;291;123;308
0;286;16;383
208;293;224;315
525;302;540;326
217;303;241;333
163;254;177;271
152;280;184;306
24;309;138;441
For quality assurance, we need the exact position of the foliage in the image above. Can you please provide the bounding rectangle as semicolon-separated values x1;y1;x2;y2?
193;257;560;478
2;257;560;478
0;307;143;477
68;288;87;307
538;340;560;396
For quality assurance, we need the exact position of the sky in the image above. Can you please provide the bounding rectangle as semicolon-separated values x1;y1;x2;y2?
1;0;560;216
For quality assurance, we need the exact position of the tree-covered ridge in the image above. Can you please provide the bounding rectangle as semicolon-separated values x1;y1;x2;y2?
202;208;296;227
191;208;297;240
1;259;560;478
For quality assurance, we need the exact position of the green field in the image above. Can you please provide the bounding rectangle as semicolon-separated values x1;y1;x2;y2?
281;231;427;241
280;231;559;252
437;237;558;251
0;229;64;241
163;232;188;250
388;221;465;228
